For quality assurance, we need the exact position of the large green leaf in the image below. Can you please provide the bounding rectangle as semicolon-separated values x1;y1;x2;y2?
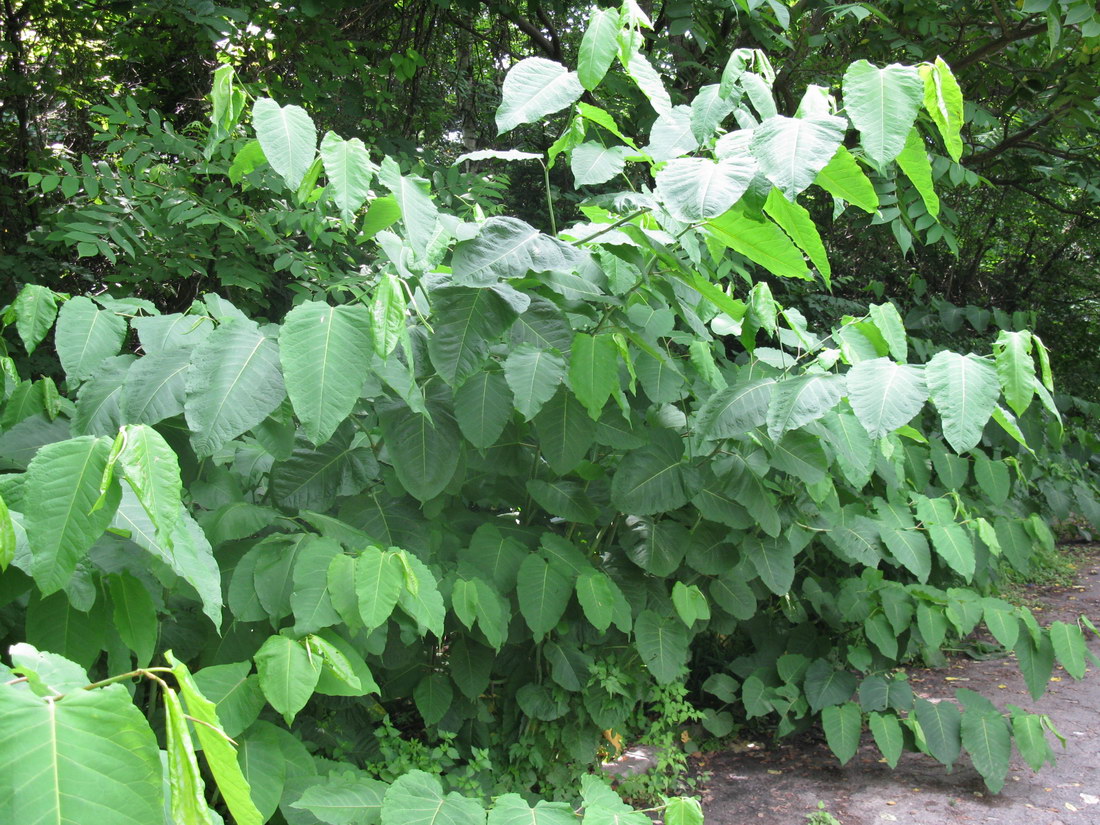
527;478;599;524
107;573;157;665
428;286;517;387
766;372;845;440
131;313;213;354
804;659;856;713
534;388;596;475
993;330;1035;417
291;773;388;825
763;188;831;284
451;217;586;287
913;697;961;767
846;358;927;439
869;711;904;768
378;392;461;501
381;770;485;825
377;157;439;259
353;546;403;631
623;517;687;576
234;723;288;822
271;426;378;512
772;430;829;485
814;146;878;212
576;569;621;632
488;793;575;825
164;686;219;825
112;494;223;628
895;128;939;217
24;593;106;669
690;83;736;143
743;533;796;595
915;495;975;581
169;654;263;825
578;7;620;91
868;302;908;362
925;351;1000;453
710;573;756;619
655;157;756;222
191;663;264;739
569;332;618;419
121;346;191;425
750;114;846;200
610;430;691;515
876;498;931;582
646;105;695;160
622;47;672;117
496;57;583;134
13;283;58;354
634;609;690;684
1050;620;1087;679
25;435;119;594
815;408;874;488
0;682;163;824
396;551;445;638
320;131;375;224
0;493;14;570
290;536;343;635
504;344;565;421
55;296;127;383
1011;711;1055;772
920;57;964;161
962;709;1011;792
696;376;775;439
414;672;453;726
516;553;572;640
450;636;493;700
116;423;182;537
280;301;374;445
842;61;924;167
1015;632;1055;701
822;701;862;765
571;142;630;186
253;97;318;190
707;206;810;279
454;368;513;448
254;634;322;723
185;318;286;457
313;629;379;697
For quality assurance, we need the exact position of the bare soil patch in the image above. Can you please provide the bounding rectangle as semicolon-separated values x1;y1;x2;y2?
697;547;1100;825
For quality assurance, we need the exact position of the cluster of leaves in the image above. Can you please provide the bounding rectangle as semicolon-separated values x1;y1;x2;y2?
2;3;1099;820
18;67;509;315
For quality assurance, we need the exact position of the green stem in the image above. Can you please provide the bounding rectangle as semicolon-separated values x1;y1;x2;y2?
539;160;557;236
570;209;650;246
83;667;174;692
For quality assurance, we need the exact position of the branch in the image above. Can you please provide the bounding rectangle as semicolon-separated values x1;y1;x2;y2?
530;0;562;62
967;103;1072;165
1013;140;1100;163
1008;183;1099;219
484;1;558;60
953;23;1047;71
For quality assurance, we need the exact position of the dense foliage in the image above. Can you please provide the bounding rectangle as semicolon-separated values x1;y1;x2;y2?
4;0;1100;394
2;2;1100;823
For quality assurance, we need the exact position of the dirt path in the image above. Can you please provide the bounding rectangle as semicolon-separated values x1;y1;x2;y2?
698;550;1100;825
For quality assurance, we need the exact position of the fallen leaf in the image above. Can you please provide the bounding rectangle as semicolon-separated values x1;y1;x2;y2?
1080;793;1099;805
